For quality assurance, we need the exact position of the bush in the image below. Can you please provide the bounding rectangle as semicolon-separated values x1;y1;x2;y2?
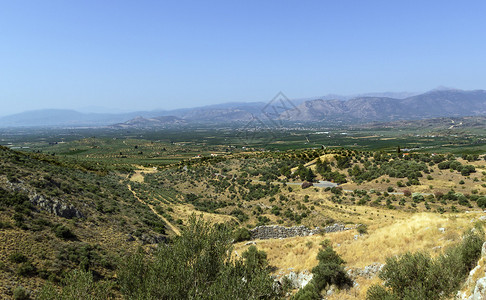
53;224;76;240
39;269;114;300
293;240;351;299
477;197;486;209
13;286;30;300
16;262;36;277
357;224;368;235
230;209;249;223
118;215;281;299
292;282;320;300
233;227;251;242
367;228;485;300
9;253;28;263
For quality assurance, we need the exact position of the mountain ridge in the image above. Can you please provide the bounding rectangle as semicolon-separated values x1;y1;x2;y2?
1;89;485;127
283;89;486;122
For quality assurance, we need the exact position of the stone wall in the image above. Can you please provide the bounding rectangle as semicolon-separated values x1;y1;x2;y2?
249;223;352;240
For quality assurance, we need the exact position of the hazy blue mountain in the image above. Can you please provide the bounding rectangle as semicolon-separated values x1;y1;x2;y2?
1;89;485;127
0;102;267;127
112;116;186;128
283;89;486;122
0;109;146;127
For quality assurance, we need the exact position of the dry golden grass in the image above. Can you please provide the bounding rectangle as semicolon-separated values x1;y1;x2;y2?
291;154;337;173
129;165;158;183
234;206;485;299
169;203;237;225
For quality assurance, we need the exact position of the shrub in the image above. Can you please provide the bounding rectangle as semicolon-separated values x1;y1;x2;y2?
233;227;251;242
9;253;28;263
477;197;486;209
293;240;351;299
53;224;76;240
16;262;36;277
230;209;249;223
357;224;368;235
118;215;280;299
292;282;320;300
367;228;484;300
13;286;30;300
39;269;114;300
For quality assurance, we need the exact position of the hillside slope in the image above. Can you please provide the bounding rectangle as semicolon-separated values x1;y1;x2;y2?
0;146;169;298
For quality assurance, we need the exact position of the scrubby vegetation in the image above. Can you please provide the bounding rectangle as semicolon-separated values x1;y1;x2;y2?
1;125;486;298
293;240;351;299
367;226;485;299
39;216;282;299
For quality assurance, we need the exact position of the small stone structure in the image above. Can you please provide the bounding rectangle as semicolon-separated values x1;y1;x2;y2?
249;223;351;240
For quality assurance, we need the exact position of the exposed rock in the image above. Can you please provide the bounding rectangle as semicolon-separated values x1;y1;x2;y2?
3;179;84;219
346;263;384;279
470;277;486;300
458;242;486;299
278;270;313;289
30;193;83;219
326;285;335;296
249;224;352;240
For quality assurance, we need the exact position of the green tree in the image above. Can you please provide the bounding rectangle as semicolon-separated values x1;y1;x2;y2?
293;240;351;299
118;215;280;299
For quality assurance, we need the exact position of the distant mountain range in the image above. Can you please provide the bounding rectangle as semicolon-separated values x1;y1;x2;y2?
0;89;485;128
112;116;186;129
283;89;486;122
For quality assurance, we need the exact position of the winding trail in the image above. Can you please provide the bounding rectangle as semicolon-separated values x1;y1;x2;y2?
127;184;181;236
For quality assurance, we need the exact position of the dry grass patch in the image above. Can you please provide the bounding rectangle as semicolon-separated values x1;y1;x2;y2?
170;203;236;225
236;209;484;299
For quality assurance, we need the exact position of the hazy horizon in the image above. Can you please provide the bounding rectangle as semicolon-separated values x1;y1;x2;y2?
0;88;427;117
2;1;486;116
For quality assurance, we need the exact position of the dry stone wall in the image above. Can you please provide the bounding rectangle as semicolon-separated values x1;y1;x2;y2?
249;223;352;240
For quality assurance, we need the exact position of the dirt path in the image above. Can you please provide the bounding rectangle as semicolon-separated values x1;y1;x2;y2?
127;184;181;236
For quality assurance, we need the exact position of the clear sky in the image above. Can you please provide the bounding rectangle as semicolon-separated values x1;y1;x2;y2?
1;1;486;116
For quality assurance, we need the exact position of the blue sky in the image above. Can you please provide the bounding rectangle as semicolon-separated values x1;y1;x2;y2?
1;1;486;115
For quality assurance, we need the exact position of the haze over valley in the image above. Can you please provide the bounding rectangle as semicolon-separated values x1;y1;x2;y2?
1;1;486;299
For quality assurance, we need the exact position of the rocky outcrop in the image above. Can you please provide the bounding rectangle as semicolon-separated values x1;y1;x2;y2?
457;242;486;299
346;263;384;279
280;270;313;289
249;224;352;240
2;178;84;219
29;193;84;219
